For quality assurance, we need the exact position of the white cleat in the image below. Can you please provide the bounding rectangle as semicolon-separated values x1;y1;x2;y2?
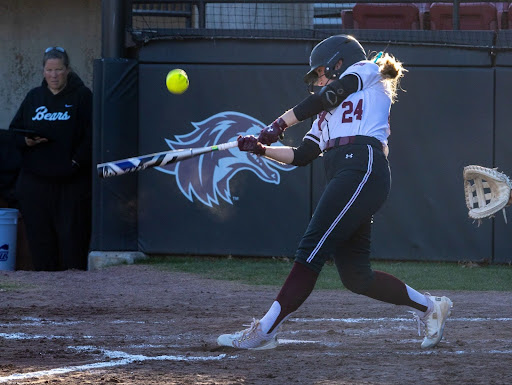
417;294;453;349
217;319;278;350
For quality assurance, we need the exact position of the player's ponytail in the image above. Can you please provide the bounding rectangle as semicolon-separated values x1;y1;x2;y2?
371;52;406;103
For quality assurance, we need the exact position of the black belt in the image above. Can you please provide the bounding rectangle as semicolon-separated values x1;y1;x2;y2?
324;135;383;152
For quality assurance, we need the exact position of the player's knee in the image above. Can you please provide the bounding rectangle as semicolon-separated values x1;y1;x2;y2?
339;269;373;294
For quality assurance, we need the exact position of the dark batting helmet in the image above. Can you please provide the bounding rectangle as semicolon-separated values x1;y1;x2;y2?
304;35;367;85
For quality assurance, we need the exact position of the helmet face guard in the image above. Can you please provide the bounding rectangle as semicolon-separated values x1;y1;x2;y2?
304;35;367;85
304;69;320;86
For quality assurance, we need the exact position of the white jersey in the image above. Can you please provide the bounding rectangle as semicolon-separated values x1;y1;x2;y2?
304;60;392;151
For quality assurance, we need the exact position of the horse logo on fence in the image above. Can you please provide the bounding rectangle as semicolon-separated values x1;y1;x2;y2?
156;111;296;207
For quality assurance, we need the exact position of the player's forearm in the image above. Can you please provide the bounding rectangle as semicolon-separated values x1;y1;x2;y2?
279;109;299;128
263;146;295;164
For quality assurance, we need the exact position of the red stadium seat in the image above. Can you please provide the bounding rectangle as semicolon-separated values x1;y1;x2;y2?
351;3;422;30
429;2;499;30
341;9;354;29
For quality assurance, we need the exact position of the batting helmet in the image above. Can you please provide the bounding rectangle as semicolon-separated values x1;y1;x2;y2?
304;35;367;85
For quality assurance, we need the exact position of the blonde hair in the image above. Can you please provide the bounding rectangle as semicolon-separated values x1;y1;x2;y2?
370;52;407;103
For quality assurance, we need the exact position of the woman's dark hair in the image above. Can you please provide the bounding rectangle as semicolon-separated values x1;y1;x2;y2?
43;47;70;68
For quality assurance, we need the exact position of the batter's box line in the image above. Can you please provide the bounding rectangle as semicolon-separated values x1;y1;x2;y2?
0;318;173;327
0;346;236;383
289;317;512;323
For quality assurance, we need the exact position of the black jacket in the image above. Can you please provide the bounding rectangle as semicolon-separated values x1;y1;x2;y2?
9;72;92;178
0;130;21;205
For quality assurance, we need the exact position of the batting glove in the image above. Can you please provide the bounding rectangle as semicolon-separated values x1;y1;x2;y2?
258;118;288;145
237;135;266;156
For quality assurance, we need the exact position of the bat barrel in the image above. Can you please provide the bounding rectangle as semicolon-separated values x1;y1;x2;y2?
96;141;238;179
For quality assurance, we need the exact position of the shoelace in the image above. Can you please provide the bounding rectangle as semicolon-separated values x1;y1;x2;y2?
411;306;435;337
413;293;436;337
411;312;424;336
238;319;260;342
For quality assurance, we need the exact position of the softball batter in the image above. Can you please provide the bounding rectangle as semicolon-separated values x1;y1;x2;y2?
218;35;453;350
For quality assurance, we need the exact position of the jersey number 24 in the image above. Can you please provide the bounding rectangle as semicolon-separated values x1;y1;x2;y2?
341;99;363;123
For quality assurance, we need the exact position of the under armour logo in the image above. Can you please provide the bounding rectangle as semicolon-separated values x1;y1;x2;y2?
346;153;353;159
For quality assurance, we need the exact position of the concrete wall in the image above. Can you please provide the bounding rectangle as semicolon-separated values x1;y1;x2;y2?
0;0;101;129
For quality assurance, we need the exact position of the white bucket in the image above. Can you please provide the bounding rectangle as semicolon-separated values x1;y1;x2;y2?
0;209;18;271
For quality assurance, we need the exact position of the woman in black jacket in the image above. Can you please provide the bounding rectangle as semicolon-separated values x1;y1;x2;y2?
9;46;92;271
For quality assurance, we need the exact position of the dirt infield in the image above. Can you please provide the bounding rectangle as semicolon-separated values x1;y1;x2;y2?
1;264;511;385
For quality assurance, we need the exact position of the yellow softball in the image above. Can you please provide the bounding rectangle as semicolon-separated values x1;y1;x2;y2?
166;69;189;94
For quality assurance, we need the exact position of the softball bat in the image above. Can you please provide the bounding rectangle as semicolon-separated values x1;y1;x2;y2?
97;141;238;178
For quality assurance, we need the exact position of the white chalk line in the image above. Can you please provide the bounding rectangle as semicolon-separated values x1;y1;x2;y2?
11;338;510;384
279;339;512;357
2;316;510;331
1;315;510;383
320;349;512;357
0;316;171;328
279;338;319;345
290;317;512;323
0;346;233;383
0;332;74;340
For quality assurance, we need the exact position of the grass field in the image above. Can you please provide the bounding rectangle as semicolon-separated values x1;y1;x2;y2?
137;255;512;291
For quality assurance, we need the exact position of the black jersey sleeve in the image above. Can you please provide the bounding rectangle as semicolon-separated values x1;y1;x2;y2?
292;74;359;121
291;138;322;167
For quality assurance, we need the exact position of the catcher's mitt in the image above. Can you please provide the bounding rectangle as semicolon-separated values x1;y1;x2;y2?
463;165;512;224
